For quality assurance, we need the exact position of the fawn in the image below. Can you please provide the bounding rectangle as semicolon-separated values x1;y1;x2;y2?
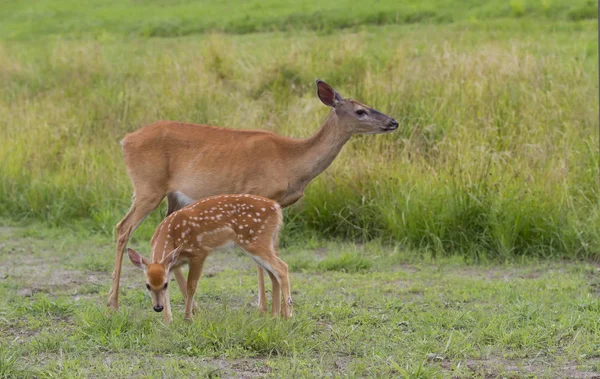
127;194;292;323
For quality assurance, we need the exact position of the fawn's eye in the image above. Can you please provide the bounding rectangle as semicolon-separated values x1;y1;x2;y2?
356;109;367;116
145;283;150;290
163;283;168;289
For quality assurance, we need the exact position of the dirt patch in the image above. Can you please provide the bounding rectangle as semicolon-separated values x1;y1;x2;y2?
439;358;600;378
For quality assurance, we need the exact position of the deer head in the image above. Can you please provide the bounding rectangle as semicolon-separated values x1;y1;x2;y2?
316;79;398;135
127;246;182;313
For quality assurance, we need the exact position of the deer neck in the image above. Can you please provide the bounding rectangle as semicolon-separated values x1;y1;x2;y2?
293;111;352;183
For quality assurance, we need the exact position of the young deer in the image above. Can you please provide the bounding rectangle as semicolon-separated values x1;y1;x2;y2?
109;80;398;309
127;194;292;323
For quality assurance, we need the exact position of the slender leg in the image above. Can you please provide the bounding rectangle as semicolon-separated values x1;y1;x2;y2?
174;267;198;312
245;243;289;318
267;270;281;317
163;288;172;324
108;193;163;309
184;257;206;320
273;258;292;319
279;274;292;319
257;267;267;314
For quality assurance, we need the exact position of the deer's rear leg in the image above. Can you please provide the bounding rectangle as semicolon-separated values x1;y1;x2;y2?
174;267;198;313
184;257;206;321
257;267;268;314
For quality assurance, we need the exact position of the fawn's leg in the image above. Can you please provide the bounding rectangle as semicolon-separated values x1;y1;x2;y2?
257;267;268;314
174;267;198;312
271;257;292;319
245;248;285;318
184;257;206;320
163;288;173;324
266;269;281;317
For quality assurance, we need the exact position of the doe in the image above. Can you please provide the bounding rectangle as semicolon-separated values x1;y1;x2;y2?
127;194;292;323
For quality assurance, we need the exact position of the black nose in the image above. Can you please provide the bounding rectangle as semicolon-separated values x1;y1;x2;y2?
153;305;164;312
388;119;399;128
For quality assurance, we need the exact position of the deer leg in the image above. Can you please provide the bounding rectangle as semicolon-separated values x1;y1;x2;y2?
108;193;163;309
257;267;268;314
266;269;281;317
163;287;173;324
174;267;198;313
272;257;292;319
245;245;288;318
184;257;206;321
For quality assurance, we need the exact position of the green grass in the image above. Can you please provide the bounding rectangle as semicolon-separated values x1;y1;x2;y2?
0;226;599;378
0;1;598;260
0;0;596;39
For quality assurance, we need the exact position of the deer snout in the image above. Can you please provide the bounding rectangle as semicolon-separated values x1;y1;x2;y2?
153;305;164;312
386;119;399;130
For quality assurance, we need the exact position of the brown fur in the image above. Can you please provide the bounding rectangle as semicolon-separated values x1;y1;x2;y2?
108;80;398;309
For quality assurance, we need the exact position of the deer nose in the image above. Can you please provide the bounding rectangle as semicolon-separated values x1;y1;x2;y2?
153;305;164;312
387;119;399;129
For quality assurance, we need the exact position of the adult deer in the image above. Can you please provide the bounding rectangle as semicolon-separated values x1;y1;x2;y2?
108;79;398;310
127;194;291;323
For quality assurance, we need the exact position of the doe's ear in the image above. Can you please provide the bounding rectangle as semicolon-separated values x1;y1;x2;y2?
127;248;149;271
160;245;183;270
316;79;343;107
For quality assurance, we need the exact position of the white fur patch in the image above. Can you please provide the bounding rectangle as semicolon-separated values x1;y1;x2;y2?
246;254;279;281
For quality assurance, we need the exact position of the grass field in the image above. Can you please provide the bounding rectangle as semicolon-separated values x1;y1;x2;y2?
0;0;596;39
1;226;599;378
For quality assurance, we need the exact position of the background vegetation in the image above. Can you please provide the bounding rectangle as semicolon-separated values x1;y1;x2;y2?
0;0;598;260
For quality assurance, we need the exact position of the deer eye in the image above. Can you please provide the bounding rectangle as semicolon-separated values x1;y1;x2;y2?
163;283;168;290
356;109;367;116
146;283;150;290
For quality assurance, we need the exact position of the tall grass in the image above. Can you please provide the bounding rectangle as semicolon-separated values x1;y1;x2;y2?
0;0;596;40
0;19;597;259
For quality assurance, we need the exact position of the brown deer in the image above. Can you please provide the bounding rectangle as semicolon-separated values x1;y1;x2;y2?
109;80;398;310
127;194;291;323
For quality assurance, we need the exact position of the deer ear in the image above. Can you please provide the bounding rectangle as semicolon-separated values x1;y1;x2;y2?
127;248;149;271
316;79;343;107
160;245;183;270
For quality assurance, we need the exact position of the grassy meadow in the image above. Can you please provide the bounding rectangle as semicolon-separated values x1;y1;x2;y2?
1;5;598;258
1;226;599;378
0;1;599;377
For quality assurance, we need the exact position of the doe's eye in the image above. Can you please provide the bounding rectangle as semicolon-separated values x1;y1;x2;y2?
145;283;150;290
356;109;367;116
163;283;168;289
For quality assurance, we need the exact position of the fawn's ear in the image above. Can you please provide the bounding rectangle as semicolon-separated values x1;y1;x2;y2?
316;79;343;107
160;245;183;270
127;248;149;271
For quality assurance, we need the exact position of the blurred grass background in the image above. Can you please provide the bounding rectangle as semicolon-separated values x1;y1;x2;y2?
0;1;598;259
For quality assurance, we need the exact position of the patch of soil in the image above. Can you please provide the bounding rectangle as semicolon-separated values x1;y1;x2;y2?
440;357;600;379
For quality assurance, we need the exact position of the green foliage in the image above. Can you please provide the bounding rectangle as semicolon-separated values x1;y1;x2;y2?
317;252;372;273
0;0;595;40
0;2;597;260
0;346;33;379
568;1;598;21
